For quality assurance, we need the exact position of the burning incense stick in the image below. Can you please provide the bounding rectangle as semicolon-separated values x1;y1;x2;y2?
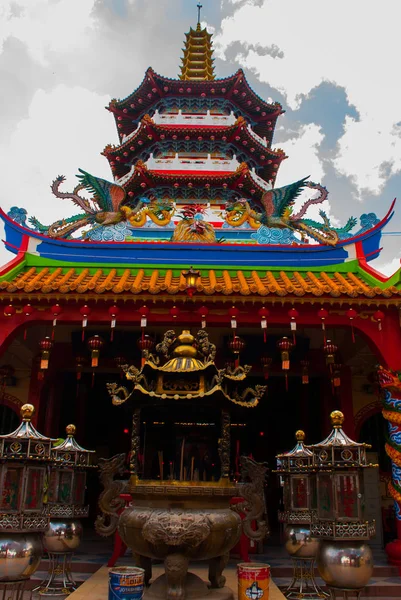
180;438;185;481
190;456;194;481
158;451;163;481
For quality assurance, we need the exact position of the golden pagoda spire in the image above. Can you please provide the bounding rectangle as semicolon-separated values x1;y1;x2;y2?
179;4;215;81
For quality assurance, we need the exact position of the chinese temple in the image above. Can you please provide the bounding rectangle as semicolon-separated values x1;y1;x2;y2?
0;11;401;568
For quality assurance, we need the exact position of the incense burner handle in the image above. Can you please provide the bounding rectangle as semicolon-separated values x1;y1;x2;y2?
95;453;129;537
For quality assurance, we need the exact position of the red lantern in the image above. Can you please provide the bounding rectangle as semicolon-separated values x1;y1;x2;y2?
22;304;34;340
39;336;53;370
229;335;245;355
87;335;104;367
170;306;180;320
323;340;337;366
258;307;269;342
198;305;209;329
4;305;15;317
260;355;272;380
300;359;309;384
138;334;154;367
108;305;120;341
229;306;239;332
229;335;245;368
373;309;385;331
277;337;293;391
277;337;293;370
80;305;91;341
346;308;357;343
51;303;62;339
288;307;299;343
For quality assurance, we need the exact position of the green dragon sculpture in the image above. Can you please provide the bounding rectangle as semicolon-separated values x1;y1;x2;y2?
30;170;174;239
223;178;352;245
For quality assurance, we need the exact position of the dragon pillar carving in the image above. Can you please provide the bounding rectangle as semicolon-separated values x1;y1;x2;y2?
377;366;401;570
95;453;129;537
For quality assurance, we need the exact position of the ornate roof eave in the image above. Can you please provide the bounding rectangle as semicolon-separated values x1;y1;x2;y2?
133;382;262;408
54;434;95;454
110;67;283;142
103;115;286;181
0;419;55;442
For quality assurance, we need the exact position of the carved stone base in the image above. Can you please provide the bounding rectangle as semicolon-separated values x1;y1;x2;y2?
145;572;234;600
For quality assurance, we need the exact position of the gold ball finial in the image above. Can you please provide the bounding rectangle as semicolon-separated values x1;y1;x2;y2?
21;404;34;421
295;430;305;442
330;410;344;428
66;424;76;436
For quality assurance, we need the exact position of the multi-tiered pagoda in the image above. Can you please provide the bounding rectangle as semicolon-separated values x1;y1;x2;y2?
1;13;401;569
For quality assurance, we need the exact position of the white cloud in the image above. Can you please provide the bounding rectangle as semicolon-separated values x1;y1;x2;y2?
1;0;96;65
374;256;401;277
216;0;401;195
0;84;116;225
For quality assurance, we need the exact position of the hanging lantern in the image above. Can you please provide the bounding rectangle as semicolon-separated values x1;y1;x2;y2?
229;335;245;355
138;334;154;367
346;307;358;343
300;359;310;384
51;303;63;339
229;335;245;368
288;307;299;343
198;305;209;329
170;305;180;320
323;339;338;366
373;309;385;331
182;266;200;297
4;304;15;317
229;306;239;333
87;335;105;368
75;355;86;381
108;305;120;341
277;337;294;391
79;305;91;341
332;363;342;388
258;307;269;342
317;307;328;342
277;337;293;371
22;304;34;340
39;336;53;370
260;355;272;380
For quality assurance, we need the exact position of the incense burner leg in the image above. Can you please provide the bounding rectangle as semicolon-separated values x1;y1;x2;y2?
134;553;152;586
164;553;189;600
208;551;229;588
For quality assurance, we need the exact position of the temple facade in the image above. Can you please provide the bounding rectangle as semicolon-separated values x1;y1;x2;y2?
0;17;401;563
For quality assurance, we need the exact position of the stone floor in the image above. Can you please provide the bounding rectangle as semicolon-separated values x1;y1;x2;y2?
27;532;401;599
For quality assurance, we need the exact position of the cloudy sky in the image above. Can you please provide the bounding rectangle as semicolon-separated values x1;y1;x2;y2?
1;0;401;273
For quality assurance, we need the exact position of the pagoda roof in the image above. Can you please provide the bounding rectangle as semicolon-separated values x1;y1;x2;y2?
1;257;400;305
103;115;286;184
109;67;283;144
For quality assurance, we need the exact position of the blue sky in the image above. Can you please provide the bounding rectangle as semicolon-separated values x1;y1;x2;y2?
0;0;400;273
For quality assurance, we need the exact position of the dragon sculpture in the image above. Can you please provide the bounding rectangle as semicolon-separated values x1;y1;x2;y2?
377;366;401;520
95;453;129;536
222;178;349;246
30;170;174;238
233;456;269;541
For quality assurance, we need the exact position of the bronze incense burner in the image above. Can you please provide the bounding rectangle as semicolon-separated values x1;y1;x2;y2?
97;329;267;600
